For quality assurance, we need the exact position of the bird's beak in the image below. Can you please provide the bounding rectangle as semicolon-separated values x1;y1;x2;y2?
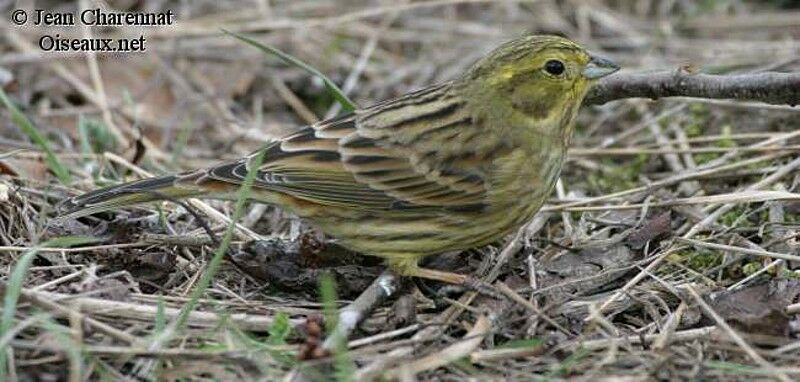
582;53;619;79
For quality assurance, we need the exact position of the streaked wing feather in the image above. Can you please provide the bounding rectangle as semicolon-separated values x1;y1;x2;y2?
202;82;490;211
347;82;489;209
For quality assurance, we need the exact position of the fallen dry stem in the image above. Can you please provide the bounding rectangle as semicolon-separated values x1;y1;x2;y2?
587;70;800;106
13;289;295;331
386;314;491;376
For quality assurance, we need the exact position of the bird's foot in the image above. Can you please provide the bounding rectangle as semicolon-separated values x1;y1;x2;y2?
436;275;504;300
387;257;503;299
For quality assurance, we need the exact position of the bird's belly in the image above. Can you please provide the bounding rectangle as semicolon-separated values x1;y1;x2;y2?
305;198;544;257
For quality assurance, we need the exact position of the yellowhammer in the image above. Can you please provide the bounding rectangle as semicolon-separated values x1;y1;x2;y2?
61;35;619;284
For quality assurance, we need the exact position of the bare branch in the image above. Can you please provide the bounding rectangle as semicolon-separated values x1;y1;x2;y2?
586;70;800;106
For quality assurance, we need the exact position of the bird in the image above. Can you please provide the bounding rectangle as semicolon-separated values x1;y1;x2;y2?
60;35;619;285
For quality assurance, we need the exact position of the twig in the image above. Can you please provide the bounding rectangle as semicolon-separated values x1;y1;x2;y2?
569;326;716;351
587;249;673;319
322;271;399;350
545;190;800;212
355;347;414;381
14;289;293;331
386;314;491;376
586;70;800;106
469;343;547;362
727;259;783;291
0;243;148;253
269;75;319;124
348;324;420;349
569;145;800;155
652;302;689;351
4;287;139;345
677;238;800;263
494;281;570;335
287;271;400;382
682;155;800;238
10;339;274;364
548;152;788;211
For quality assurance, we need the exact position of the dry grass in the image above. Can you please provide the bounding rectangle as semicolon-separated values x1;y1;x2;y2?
2;0;800;380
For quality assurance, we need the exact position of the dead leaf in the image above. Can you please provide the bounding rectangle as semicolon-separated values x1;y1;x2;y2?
708;279;800;336
0;157;49;181
191;61;258;98
626;211;672;250
537;243;638;302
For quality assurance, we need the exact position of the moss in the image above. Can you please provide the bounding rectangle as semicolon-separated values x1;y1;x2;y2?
782;269;800;279
688;251;723;270
685;103;708;138
695;124;738;165
720;205;747;227
741;261;761;276
587;154;651;193
666;249;723;272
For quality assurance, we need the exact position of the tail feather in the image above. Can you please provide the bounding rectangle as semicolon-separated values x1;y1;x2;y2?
58;175;203;218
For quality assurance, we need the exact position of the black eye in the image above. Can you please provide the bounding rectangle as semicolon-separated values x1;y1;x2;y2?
544;60;565;76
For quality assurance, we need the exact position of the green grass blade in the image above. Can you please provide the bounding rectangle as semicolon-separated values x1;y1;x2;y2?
152;150;266;347
319;274;355;382
154;296;166;333
320;273;338;334
222;29;357;112
266;311;291;346
0;88;72;185
78;115;118;155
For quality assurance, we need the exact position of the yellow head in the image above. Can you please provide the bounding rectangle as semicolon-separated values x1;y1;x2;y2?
461;35;618;143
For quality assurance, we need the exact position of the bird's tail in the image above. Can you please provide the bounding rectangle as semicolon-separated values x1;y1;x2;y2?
58;173;205;219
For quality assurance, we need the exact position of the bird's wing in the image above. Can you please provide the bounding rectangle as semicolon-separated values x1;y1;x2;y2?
201;83;491;212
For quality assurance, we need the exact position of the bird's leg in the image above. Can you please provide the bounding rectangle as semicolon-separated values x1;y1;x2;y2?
388;257;504;299
408;266;469;284
388;256;468;284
